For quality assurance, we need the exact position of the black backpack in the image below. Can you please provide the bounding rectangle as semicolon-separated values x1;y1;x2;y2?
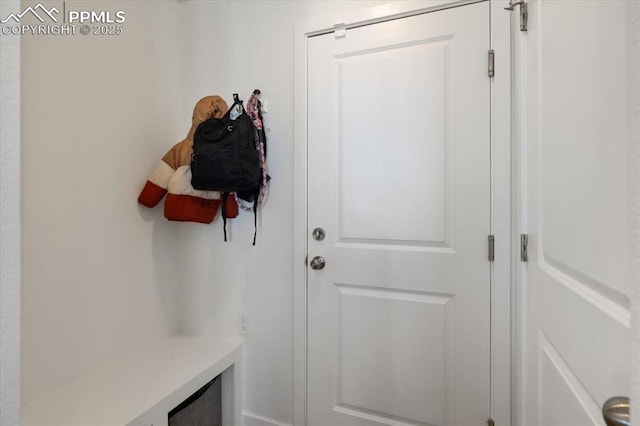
191;94;261;243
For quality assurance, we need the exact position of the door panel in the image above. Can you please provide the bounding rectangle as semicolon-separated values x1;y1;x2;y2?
537;0;629;296
337;39;450;245
307;3;491;425
521;1;632;424
338;286;450;425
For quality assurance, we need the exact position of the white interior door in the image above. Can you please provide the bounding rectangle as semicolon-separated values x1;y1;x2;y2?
307;3;492;425
519;1;632;424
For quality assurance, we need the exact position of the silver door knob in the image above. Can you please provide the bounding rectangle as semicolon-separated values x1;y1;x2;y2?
602;396;630;426
309;256;326;270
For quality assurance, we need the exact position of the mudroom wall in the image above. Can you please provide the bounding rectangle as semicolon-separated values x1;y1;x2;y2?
176;2;386;425
20;1;183;405
20;0;392;422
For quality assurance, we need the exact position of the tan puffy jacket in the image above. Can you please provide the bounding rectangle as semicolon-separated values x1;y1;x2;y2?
138;96;239;223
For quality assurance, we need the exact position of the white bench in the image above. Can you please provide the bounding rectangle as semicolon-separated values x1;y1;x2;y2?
22;337;242;426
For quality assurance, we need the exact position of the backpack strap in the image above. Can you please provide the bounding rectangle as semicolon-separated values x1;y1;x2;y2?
221;192;228;242
252;188;259;246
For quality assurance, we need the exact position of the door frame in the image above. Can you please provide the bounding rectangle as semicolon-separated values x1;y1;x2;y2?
293;1;512;424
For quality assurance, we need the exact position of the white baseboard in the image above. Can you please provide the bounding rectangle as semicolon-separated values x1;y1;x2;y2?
243;412;291;426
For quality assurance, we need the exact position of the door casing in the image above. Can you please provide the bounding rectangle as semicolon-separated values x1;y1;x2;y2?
293;1;512;424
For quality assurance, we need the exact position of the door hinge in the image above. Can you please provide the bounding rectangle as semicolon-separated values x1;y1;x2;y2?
505;0;528;31
488;49;495;78
520;233;528;262
488;235;495;261
488;419;495;426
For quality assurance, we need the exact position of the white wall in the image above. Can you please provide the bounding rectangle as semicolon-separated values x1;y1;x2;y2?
0;1;21;424
18;1;392;420
175;2;385;424
20;1;184;405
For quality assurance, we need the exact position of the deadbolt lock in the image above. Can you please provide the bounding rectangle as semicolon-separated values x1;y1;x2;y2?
312;227;326;241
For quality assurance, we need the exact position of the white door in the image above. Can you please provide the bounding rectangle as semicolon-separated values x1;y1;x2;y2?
519;1;632;425
307;3;492;425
